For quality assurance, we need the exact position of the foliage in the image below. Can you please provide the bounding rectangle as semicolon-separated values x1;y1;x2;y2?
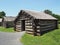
44;10;60;21
21;24;60;45
52;14;60;21
44;10;52;15
0;11;6;18
58;21;60;24
0;27;14;32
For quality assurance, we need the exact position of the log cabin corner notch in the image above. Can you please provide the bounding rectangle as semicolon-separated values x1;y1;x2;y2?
14;10;58;36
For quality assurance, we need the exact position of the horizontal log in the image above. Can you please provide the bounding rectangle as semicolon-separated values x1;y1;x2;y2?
16;25;21;27
25;19;32;21
36;33;40;36
25;29;33;31
41;27;55;31
37;26;40;28
16;26;21;28
37;30;40;32
25;21;32;23
16;27;21;28
25;26;32;28
25;24;32;26
25;22;32;23
25;23;32;25
40;23;55;26
26;30;34;32
40;25;55;29
25;20;30;21
16;27;21;29
25;18;30;20
25;27;32;29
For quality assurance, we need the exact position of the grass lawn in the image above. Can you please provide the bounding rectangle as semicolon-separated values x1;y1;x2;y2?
0;27;14;32
21;24;60;45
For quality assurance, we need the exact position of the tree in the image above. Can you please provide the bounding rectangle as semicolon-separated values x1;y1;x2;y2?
44;10;52;15
52;14;60;21
0;11;6;18
44;9;60;21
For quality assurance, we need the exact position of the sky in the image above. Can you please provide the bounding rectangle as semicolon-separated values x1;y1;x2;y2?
0;0;60;16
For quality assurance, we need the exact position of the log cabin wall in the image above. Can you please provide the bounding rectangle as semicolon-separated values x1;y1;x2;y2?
32;19;58;36
15;19;22;31
15;14;58;35
15;12;34;33
40;20;57;32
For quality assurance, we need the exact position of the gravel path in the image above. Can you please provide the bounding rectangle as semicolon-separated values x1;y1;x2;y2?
0;31;25;45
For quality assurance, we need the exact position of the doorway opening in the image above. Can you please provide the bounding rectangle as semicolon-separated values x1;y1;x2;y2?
21;20;25;31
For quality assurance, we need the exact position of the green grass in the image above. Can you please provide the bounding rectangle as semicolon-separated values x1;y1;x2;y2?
0;27;14;32
21;24;60;45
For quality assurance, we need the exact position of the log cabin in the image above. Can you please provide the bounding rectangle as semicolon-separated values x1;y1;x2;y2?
2;16;16;28
14;10;58;36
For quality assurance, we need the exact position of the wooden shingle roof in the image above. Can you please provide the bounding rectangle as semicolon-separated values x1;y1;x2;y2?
15;10;57;22
3;16;16;21
22;10;57;20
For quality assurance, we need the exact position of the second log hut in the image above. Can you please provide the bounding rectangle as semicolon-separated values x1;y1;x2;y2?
2;16;16;28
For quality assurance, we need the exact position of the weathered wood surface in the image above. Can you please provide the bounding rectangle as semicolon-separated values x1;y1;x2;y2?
14;11;58;36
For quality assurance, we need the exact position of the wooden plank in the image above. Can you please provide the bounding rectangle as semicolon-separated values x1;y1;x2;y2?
25;29;33;31
16;25;21;27
25;21;32;23
25;18;30;20
25;23;32;25
25;26;32;28
26;30;34;32
25;27;32;29
16;27;21;28
37;30;40;32
25;22;31;23
41;27;55;31
40;22;55;26
37;26;40;28
25;24;32;26
40;25;55;29
36;33;40;36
